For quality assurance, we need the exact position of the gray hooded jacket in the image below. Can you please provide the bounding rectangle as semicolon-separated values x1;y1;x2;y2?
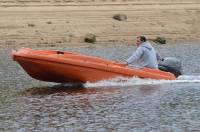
126;41;160;69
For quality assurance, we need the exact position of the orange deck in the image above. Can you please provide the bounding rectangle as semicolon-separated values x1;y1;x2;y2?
12;48;176;83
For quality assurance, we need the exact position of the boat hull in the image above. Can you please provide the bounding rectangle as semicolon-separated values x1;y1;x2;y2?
12;48;176;83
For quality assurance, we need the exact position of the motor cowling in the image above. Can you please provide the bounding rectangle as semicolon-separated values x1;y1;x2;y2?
159;57;182;77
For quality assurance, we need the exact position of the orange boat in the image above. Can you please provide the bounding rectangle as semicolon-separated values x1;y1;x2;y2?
12;48;176;83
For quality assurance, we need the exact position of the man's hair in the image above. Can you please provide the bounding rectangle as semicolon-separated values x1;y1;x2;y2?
138;36;146;42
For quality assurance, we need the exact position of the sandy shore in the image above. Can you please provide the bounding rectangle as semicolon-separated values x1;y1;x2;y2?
0;0;200;46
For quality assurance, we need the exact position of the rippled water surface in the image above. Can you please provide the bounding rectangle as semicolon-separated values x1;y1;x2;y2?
1;42;200;131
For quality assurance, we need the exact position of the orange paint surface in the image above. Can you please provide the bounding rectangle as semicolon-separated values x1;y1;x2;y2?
12;48;176;83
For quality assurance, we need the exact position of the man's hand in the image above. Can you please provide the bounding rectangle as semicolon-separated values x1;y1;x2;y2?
122;62;128;66
113;61;127;67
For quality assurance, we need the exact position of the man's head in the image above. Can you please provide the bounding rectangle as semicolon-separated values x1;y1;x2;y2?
136;36;146;46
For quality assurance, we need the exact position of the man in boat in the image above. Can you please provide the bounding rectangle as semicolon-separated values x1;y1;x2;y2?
125;36;161;69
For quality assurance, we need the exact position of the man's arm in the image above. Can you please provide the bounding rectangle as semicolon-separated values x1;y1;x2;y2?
125;47;144;65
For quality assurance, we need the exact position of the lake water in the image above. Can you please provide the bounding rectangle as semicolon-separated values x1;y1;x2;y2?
1;42;200;131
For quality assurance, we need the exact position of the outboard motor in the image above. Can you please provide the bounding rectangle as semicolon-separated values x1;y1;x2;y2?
159;57;182;77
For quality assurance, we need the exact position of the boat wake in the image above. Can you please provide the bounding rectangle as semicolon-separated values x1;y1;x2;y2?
84;75;200;88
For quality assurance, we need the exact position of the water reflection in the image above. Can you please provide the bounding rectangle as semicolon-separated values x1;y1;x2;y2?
21;84;122;96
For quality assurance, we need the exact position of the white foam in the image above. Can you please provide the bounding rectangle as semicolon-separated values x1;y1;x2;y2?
84;75;200;88
177;75;200;80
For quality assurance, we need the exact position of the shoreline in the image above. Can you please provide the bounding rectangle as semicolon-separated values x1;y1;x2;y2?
2;40;200;49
